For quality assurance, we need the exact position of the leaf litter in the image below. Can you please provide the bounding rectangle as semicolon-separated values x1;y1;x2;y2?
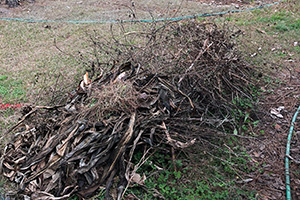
0;21;257;199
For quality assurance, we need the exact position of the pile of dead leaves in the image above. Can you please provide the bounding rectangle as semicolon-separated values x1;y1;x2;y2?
0;21;257;199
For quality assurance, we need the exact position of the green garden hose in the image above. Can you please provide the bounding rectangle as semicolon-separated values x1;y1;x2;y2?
0;0;283;24
285;104;300;200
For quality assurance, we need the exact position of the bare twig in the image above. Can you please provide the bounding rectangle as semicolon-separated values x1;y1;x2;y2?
159;122;196;149
178;41;214;84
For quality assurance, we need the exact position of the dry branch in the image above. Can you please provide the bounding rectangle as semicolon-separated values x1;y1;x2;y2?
0;20;258;199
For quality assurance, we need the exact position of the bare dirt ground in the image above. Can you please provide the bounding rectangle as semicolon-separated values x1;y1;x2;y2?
247;66;300;199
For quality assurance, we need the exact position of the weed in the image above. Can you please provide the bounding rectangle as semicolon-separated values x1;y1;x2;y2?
256;11;300;32
123;148;257;199
230;1;300;80
0;75;8;81
293;46;300;54
231;95;259;135
225;17;234;21
273;51;287;57
0;75;26;103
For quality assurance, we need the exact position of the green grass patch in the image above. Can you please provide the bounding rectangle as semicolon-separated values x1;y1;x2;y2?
80;146;257;199
258;11;291;23
115;149;257;200
225;0;300;78
257;11;300;32
0;75;26;103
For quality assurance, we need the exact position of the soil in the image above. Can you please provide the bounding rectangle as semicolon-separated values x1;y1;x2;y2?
246;65;300;199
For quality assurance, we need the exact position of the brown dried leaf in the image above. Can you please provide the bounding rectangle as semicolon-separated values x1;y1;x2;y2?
160;122;196;149
45;172;60;192
31;164;37;171
256;28;266;34
31;188;76;200
131;173;143;185
14;139;23;149
14;156;26;164
84;72;91;85
3;171;15;178
253;152;260;158
43;169;55;180
3;162;14;170
28;180;38;193
274;124;281;131
125;193;140;200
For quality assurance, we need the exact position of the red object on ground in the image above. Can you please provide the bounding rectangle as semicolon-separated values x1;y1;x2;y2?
0;103;22;110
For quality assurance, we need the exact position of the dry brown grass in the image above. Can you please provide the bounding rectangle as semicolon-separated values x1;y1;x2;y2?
2;0;235;22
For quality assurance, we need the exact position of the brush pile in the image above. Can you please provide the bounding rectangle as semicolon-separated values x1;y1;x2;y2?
0;21;256;199
1;0;34;8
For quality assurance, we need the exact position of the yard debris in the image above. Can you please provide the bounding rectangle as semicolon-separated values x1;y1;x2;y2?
1;0;34;8
270;106;285;118
0;21;257;199
236;178;253;184
270;109;283;118
256;28;266;34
